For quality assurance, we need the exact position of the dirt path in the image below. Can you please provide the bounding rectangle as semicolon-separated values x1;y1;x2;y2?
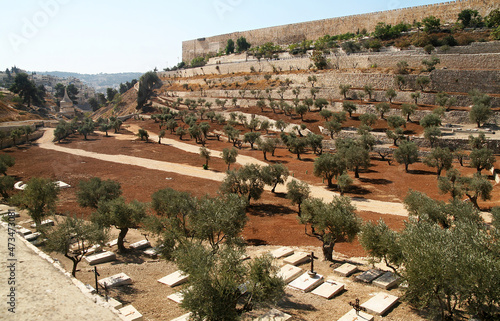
0;208;121;321
39;128;409;216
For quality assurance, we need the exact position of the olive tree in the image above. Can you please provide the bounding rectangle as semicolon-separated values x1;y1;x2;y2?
261;164;289;193
286;180;310;216
301;197;361;261
76;177;122;209
423;147;453;177
313;153;346;187
45;216;107;276
13;177;59;229
221;147;238;170
394;141;419;172
91;197;147;253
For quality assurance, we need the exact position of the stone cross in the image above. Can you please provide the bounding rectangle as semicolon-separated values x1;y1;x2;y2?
349;298;366;315
310;252;315;274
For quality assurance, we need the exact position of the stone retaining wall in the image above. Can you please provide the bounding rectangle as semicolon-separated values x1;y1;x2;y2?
182;0;500;61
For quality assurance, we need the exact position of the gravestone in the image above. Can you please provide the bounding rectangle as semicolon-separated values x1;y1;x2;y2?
84;284;96;294
278;264;303;283
254;308;291;321
107;297;123;309
170;313;192;321
372;271;400;290
84;244;102;256
143;248;158;258
17;227;32;236
283;252;309;266
360;292;399;316
130;240;151;250
158;270;189;287
98;272;132;288
24;232;41;242
270;247;294;259
30;219;54;228
85;251;116;265
334;263;358;277
106;239;119;247
337;309;374;321
167;292;184;304
288;272;324;292
355;269;384;283
119;305;143;321
311;280;345;299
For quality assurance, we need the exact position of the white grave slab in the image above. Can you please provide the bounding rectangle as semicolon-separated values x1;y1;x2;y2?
99;272;132;288
270;247;294;259
106;239;119;247
17;227;32;236
254;308;291;321
334;263;358;277
70;241;90;253
107;297;123;309
24;232;41;242
30;219;54;228
355;269;384;283
143;248;158;257
167;292;184;304
130;240;151;250
85;251;116;265
158;270;189;287
372;271;400;290
278;264;303;283
311;280;345;299
119;305;143;321
283;252;309;266
361;292;399;316
84;244;102;256
337;309;374;321
170;313;192;321
288;272;324;292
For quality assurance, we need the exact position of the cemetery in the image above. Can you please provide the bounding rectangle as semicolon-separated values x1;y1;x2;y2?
2;1;500;320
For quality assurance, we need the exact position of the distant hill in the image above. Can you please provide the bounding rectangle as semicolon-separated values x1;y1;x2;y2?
36;71;143;92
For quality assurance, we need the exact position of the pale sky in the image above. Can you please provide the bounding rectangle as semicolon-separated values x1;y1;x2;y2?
1;0;444;74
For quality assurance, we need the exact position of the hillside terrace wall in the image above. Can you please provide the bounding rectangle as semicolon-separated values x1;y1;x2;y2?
162;67;500;107
182;0;500;62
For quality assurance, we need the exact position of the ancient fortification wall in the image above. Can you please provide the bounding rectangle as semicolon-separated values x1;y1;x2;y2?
182;0;499;62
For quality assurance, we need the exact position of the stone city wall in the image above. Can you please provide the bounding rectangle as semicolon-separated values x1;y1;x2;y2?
182;0;500;62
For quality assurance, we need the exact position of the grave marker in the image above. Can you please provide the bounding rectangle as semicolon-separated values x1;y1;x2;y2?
98;272;132;288
311;280;345;299
288;271;324;292
334;263;358;277
355;269;384;283
130;240;151;250
372;271;400;290
337;309;374;321
167;292;184;304
24;232;41;242
158;270;189;287
283;252;309;266
360;292;399;316
85;251;116;265
254;308;291;321
270;247;294;259
119;305;143;321
170;313;192;321
30;219;54;228
278;264;303;283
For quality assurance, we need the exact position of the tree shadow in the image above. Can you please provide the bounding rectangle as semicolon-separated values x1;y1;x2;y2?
278;294;317;312
112;250;147;265
408;169;436;176
303;119;318;124
245;239;268;246
358;177;392;185
248;203;296;217
346;185;371;196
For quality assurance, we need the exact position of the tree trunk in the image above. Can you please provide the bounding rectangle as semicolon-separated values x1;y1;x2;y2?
65;254;78;277
117;227;129;253
405;163;409;172
354;167;360;178
322;242;334;262
263;151;267;161
271;183;278;193
327;177;333;188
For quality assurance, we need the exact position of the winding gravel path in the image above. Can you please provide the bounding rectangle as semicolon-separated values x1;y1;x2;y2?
38;128;408;216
